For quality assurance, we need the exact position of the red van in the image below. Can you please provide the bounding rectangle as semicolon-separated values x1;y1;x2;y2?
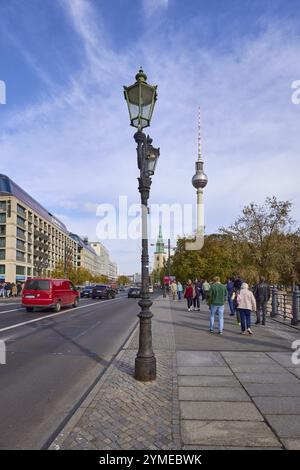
22;278;79;313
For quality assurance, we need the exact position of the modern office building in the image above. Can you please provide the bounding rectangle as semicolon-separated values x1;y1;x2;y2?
0;175;118;283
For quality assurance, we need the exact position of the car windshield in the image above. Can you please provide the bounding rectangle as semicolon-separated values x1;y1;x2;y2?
25;280;50;291
84;286;93;290
95;285;106;290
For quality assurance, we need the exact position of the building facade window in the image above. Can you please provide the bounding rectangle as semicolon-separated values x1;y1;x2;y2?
0;265;5;274
0;213;6;223
16;239;25;250
0;225;6;236
16;266;25;275
27;267;32;276
0;249;5;260
0;238;5;248
16;227;25;239
17;204;26;217
16;250;25;261
17;216;26;227
0;201;6;212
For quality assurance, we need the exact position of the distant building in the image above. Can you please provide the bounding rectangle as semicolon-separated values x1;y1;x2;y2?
0;174;118;283
89;241;118;281
0;174;77;283
153;225;167;272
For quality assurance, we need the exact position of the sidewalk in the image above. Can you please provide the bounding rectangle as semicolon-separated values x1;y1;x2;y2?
50;296;300;450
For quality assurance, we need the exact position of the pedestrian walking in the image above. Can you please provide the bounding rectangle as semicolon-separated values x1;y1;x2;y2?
193;279;201;311
202;279;210;300
0;283;4;298
236;283;256;335
5;282;11;298
226;277;235;316
184;280;194;311
171;280;177;301
12;283;17;297
233;276;244;325
254;277;271;326
207;277;227;335
177;281;183;301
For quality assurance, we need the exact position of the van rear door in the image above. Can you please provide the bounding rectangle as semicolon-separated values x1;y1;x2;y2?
23;279;51;305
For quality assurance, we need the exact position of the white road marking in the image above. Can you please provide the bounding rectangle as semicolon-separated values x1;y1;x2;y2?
0;302;21;306
0;308;23;316
0;296;128;334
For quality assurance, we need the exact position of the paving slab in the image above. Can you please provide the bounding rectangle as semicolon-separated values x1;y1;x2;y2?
176;351;225;367
267;352;300;368
288;368;300;379
179;386;250;402
235;372;299;384
222;357;277;366
229;364;286;374
178;375;240;387
266;415;300;438
180;401;263;421
181;420;281;447
243;383;300;397
253;397;300;414
282;439;300;450
178;366;233;376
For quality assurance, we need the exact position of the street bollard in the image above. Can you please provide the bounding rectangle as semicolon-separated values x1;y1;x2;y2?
291;285;300;326
271;286;278;318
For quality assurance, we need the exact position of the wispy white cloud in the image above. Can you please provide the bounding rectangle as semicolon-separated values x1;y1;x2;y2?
142;0;169;17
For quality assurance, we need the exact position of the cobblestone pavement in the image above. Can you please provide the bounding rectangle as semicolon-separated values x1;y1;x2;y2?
50;297;181;450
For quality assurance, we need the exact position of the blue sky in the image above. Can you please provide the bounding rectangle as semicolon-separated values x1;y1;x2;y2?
0;0;300;274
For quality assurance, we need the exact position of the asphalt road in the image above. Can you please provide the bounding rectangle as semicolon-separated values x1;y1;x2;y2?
0;294;145;449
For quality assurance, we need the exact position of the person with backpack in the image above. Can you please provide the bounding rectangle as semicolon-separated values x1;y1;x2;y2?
236;283;256;335
254;277;271;325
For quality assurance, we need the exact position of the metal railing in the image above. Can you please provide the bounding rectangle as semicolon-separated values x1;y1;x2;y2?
267;286;300;326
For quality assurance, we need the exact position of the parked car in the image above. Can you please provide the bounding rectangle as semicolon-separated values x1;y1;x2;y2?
22;278;79;313
80;285;94;298
128;287;141;298
91;284;116;299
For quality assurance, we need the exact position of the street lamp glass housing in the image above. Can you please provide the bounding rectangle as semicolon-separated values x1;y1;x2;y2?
124;68;157;130
145;145;160;176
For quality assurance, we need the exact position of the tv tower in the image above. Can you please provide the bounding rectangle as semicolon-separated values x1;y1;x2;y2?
192;107;208;237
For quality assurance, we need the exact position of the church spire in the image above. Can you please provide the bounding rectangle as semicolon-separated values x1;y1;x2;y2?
155;224;165;254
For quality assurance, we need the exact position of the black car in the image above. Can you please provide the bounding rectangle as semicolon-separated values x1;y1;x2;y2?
80;285;94;298
128;287;141;298
91;285;116;300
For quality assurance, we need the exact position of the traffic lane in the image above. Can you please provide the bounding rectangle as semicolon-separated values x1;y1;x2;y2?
1;295;132;354
0;295;127;331
0;296;141;449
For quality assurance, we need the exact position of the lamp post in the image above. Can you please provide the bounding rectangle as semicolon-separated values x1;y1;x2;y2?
124;68;159;381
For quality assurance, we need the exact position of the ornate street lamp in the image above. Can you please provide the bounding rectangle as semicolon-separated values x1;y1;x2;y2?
124;68;159;381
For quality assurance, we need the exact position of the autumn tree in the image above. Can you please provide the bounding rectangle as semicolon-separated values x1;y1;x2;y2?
219;196;296;283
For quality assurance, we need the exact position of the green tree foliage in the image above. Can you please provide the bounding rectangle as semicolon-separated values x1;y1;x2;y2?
117;275;131;285
51;262;111;285
171;196;300;285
